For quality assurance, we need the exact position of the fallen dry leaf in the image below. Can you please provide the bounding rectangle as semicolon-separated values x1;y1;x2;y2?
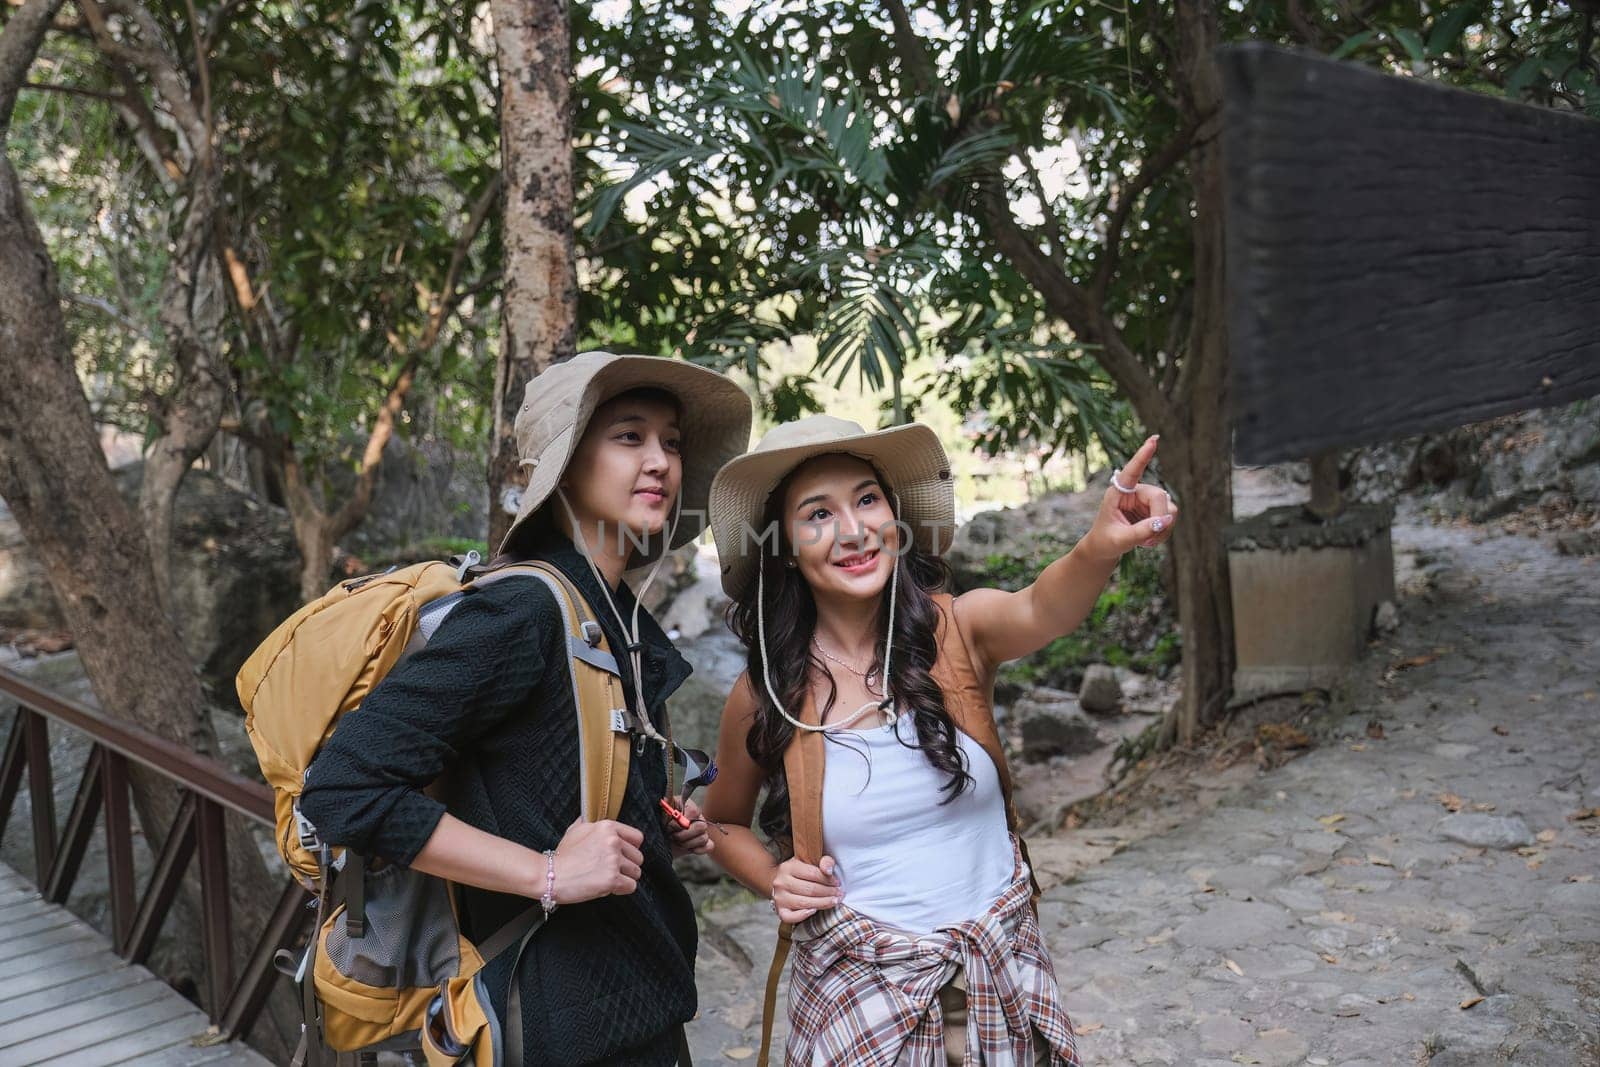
1399;789;1417;800
1439;793;1466;812
1392;653;1438;670
1073;1022;1104;1036
1460;996;1485;1010
1537;829;1557;843
1224;958;1244;976
1349;743;1368;752
1526;858;1542;870
1492;725;1509;736
1567;874;1594;884
1321;953;1339;964
1367;721;1386;740
1257;723;1312;748
1569;808;1600;822
1528;693;1543;702
1583;691;1597;701
1368;854;1394;867
1472;802;1497;812
1404;992;1416;1002
1317;813;1347;827
723;1047;754;1061
1515;846;1541;857
1320;911;1357;924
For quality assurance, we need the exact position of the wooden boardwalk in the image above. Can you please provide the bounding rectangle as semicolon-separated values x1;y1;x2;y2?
0;862;271;1067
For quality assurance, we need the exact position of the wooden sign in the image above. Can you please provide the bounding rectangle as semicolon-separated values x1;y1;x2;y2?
1221;44;1600;465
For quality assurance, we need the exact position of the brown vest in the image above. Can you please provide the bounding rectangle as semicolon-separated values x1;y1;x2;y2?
781;592;1028;870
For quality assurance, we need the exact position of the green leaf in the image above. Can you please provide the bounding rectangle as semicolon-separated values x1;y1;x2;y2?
1426;4;1480;58
1391;27;1427;64
1330;30;1377;61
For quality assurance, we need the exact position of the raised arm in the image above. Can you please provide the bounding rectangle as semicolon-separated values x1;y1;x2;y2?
954;434;1178;674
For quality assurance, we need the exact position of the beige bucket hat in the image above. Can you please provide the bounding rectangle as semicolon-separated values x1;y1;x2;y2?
708;415;955;598
501;351;752;561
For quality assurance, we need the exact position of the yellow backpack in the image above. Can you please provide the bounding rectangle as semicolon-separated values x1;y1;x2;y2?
237;557;634;1066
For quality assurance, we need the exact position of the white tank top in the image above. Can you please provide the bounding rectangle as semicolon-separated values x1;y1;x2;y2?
820;713;1015;934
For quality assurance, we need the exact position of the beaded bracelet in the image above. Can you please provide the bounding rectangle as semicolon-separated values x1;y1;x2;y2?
540;849;559;917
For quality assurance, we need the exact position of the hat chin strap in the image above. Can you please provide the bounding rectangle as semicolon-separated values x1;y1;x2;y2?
756;497;901;734
555;487;676;749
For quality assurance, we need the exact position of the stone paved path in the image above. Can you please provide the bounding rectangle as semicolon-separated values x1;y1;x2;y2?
686;501;1600;1065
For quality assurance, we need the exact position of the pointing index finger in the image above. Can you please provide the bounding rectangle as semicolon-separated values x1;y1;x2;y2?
1119;434;1160;486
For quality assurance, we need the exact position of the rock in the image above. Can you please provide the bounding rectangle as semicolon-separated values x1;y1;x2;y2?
1078;664;1123;715
946;488;1100;593
337;436;489;557
1436;813;1535;850
1346;400;1600;517
667;627;749;753
0;509;64;630
1372;599;1399;635
2;463;301;696
1012;689;1101;761
1556;528;1600;556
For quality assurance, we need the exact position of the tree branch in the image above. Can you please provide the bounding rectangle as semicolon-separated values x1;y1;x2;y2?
417;172;501;351
977;173;1169;424
63;290;153;338
1091;118;1199;302
0;0;65;132
23;78;124;103
881;0;937;96
1019;149;1068;264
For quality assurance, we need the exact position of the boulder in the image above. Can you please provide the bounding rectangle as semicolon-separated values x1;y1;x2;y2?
0;498;64;630
337;436;489;557
1012;688;1101;761
946;485;1102;593
1346;401;1600;519
1078;664;1123;715
0;463;302;698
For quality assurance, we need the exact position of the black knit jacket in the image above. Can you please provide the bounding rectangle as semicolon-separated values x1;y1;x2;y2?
299;535;699;1066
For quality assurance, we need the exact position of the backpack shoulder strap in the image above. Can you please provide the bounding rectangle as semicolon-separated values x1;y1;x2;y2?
472;561;631;823
757;922;794;1067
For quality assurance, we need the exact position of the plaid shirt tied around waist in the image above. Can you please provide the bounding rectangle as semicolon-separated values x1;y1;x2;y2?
785;838;1082;1067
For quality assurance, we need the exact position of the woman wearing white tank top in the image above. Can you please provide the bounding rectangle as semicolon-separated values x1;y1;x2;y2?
700;416;1178;1066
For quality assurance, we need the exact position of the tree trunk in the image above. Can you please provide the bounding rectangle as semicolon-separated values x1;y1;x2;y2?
487;0;577;549
1168;0;1235;740
138;170;229;613
290;503;338;604
0;67;294;1060
1162;397;1236;744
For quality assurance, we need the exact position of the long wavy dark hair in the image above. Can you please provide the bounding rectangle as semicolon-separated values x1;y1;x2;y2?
727;460;973;850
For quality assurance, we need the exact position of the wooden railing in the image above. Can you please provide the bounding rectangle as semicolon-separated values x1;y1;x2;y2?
0;665;309;1041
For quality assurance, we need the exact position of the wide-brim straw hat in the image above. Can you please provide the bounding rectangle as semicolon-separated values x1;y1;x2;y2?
501;351;752;563
708;415;955;598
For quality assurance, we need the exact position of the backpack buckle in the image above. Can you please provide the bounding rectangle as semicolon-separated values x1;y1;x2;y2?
294;803;321;851
609;708;633;734
581;621;603;648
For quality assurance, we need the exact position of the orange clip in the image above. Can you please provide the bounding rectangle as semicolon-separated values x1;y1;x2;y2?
659;797;691;830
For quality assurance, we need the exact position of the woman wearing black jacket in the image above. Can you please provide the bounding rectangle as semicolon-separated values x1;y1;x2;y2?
299;352;751;1065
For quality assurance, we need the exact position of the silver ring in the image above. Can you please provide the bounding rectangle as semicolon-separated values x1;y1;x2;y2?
1111;469;1138;493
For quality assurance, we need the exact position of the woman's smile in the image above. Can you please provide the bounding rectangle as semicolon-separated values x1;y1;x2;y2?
832;548;880;575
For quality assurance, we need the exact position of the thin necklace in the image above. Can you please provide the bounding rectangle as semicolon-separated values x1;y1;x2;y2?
811;637;879;680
